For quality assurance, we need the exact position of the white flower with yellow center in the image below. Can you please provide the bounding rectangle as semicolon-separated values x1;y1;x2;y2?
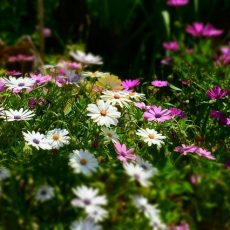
136;128;166;147
2;108;35;121
87;100;121;127
101;127;119;143
69;149;99;176
82;71;109;78
46;128;70;149
100;90;131;108
128;91;146;101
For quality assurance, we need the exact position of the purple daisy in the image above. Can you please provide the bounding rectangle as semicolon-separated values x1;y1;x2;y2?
162;41;179;52
143;106;172;122
151;80;168;87
167;0;189;7
206;85;228;100
114;142;136;163
122;79;140;91
169;107;186;118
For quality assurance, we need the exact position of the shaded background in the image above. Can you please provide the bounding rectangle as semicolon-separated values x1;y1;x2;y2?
0;0;229;78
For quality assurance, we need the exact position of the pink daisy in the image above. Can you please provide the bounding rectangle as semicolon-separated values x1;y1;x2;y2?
122;79;140;91
143;106;172;122
114;142;136;163
162;41;179;52
167;0;189;7
206;85;228;100
151;80;168;87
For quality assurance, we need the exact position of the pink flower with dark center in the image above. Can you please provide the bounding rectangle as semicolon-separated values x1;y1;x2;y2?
186;22;223;37
209;110;223;119
169;107;186;118
206;85;228;99
54;76;67;87
167;0;189;7
151;80;168;87
163;41;179;52
144;106;172;122
122;79;140;91
174;144;215;160
114;142;136;163
31;74;52;86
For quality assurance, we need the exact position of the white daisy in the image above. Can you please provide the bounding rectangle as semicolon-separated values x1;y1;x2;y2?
2;76;35;93
87;100;121;127
136;128;166;147
70;219;101;230
136;156;158;175
70;50;103;65
128;92;145;101
46;128;70;149
86;206;108;222
35;185;54;202
100;90;131;108
101;127;119;143
23;131;51;150
69;150;99;176
1;108;35;121
82;71;109;78
0;107;5;116
133;195;166;230
0;167;10;182
71;185;107;210
123;163;153;187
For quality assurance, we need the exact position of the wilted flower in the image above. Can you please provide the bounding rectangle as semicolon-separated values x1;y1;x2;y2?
95;75;123;91
101;127;119;143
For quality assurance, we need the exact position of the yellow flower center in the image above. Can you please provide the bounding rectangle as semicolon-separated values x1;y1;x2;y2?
80;159;87;165
114;94;120;99
52;133;60;141
148;134;155;139
100;109;107;116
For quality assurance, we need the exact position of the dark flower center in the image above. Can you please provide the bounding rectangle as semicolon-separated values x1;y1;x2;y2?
33;139;40;144
18;83;25;87
14;115;21;120
40;190;47;195
155;113;162;118
83;199;91;205
80;159;87;165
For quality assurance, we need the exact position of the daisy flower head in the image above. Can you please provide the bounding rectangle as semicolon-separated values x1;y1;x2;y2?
70;50;103;65
35;185;54;202
0;80;5;92
167;0;189;7
206;85;228;100
144;106;172;122
2;76;35;93
87;100;121;127
134;102;150;110
70;219;101;230
122;79;140;91
136;128;166;147
101;127;119;143
169;107;186;118
123;163;153;187
0;167;10;182
82;71;110;78
2;108;35;121
136;156;158;174
86;206;108;222
31;74;52;85
23;131;51;150
71;185;107;210
128;91;145;101
151;80;168;88
162;41;179;52
100;90;131;108
69;149;99;176
95;74;123;91
114;142;136;163
46;128;70;149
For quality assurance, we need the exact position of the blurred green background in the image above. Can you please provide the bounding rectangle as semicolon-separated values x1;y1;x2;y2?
0;0;229;78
